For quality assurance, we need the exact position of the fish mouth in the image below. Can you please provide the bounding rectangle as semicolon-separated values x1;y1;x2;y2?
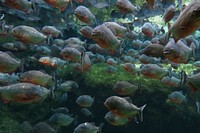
163;50;171;55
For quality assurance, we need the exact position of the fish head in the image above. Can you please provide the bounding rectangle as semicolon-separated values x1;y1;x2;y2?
11;27;23;38
74;6;85;19
170;2;200;42
104;96;119;111
163;39;179;59
91;26;103;39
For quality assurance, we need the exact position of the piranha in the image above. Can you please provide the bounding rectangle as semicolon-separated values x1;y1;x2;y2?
163;39;193;64
32;122;56;133
92;25;122;55
104;96;146;121
140;43;165;59
141;22;157;38
116;0;138;14
161;76;181;87
76;95;94;108
81;108;94;118
0;0;35;13
19;70;54;87
44;0;70;12
39;56;67;68
0;83;50;103
73;122;103;133
0;73;19;86
102;22;127;38
49;113;76;127
64;37;86;46
11;25;47;44
57;80;79;92
168;1;200;42
112;81;139;96
146;0;157;9
104;111;129;126
60;47;81;62
107;58;118;66
80;26;93;39
122;63;138;75
181;71;200;92
140;64;171;80
74;6;96;25
163;5;176;24
0;51;20;73
167;91;187;104
139;54;161;64
42;26;63;38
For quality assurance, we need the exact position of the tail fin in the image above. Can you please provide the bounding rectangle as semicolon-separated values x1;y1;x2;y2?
196;101;200;114
139;104;147;122
180;70;187;87
98;123;104;133
165;30;171;44
80;51;85;72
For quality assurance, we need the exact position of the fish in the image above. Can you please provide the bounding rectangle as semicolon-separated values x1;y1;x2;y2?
64;37;86;46
80;51;92;72
161;76;181;87
132;39;143;50
49;113;75;126
112;81;139;96
42;26;63;38
88;44;108;55
39;56;67;68
104;111;129;126
163;39;193;64
88;0;109;9
0;51;20;73
0;0;35;13
116;0;138;14
76;95;94;107
43;0;70;12
92;25;121;55
104;96;146;121
168;1;200;42
167;91;187;104
57;80;79;92
80;108;94;118
73;122;103;133
102;22;127;38
80;26;93;39
74;6;96;25
139;54;161;64
60;47;81;62
163;5;176;24
105;66;118;74
0;73;19;86
19;70;53;87
107;58;117;66
141;22;157;38
20;121;33;133
0;83;50;103
32;122;56;133
122;62;138;75
11;25;47;44
139;43;165;59
146;0;157;9
181;71;200;92
51;107;69;114
193;61;200;68
140;64;171;80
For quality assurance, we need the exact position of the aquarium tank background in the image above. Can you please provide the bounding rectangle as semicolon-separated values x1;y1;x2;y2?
0;0;200;133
